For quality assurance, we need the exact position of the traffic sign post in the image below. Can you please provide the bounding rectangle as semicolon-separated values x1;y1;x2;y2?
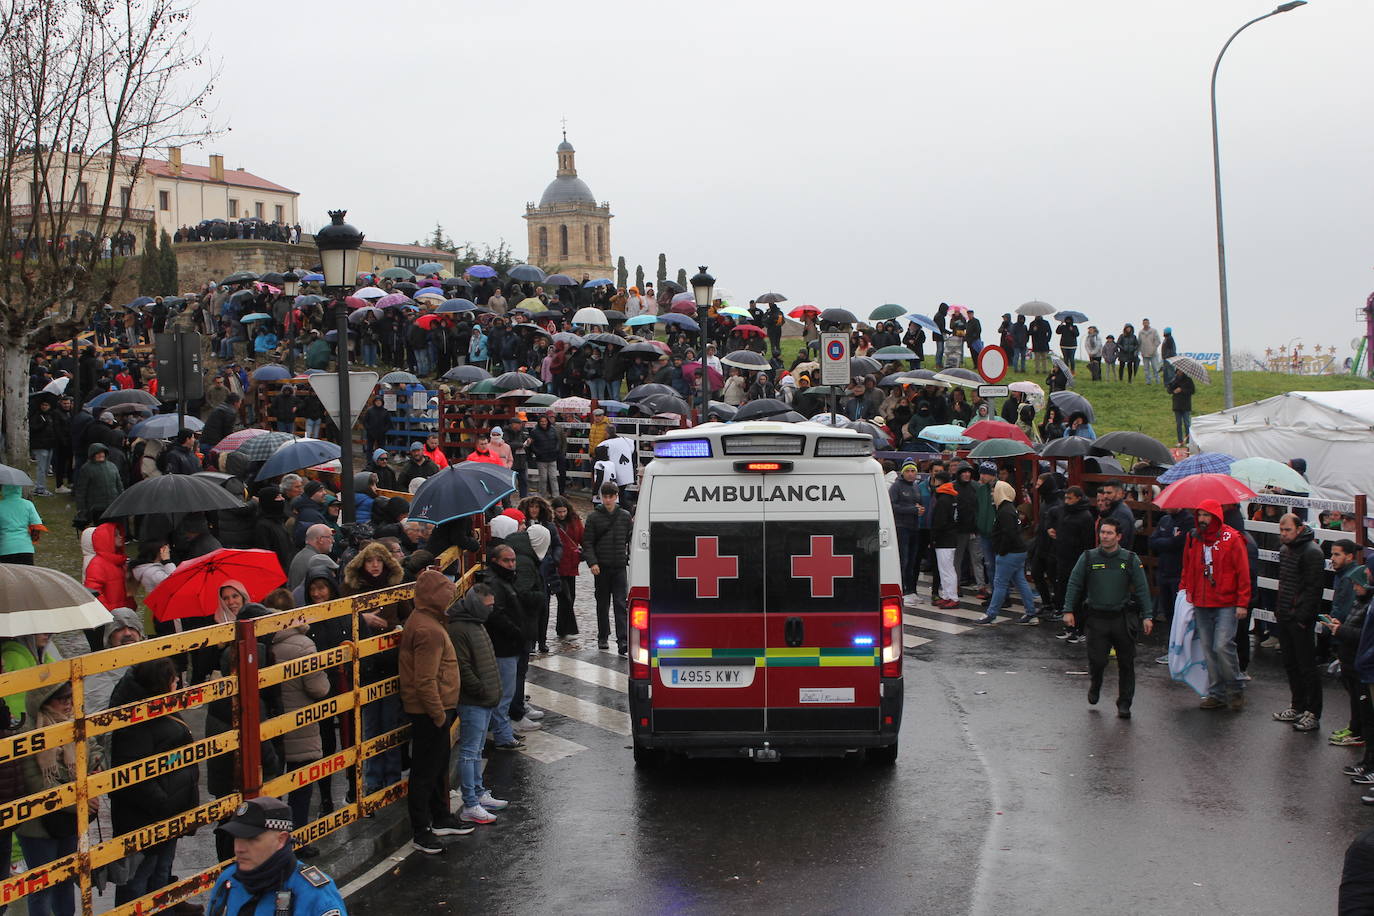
306;370;380;434
155;331;203;431
977;384;1009;399
976;345;1008;384
820;332;850;423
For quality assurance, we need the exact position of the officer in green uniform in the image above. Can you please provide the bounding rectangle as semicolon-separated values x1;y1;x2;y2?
207;796;347;916
1062;516;1154;719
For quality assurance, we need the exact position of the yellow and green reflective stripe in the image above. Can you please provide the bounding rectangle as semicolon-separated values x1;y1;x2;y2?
651;647;879;667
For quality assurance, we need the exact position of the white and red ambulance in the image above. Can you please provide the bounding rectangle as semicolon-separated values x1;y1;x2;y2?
626;421;904;765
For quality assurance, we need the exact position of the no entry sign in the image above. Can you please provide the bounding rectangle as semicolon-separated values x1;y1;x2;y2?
977;345;1008;383
820;332;850;386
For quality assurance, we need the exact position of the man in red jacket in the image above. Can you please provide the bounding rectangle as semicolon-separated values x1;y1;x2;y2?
1180;498;1252;711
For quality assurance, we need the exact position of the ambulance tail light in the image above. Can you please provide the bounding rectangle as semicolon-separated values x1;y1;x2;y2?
880;587;903;677
629;589;650;679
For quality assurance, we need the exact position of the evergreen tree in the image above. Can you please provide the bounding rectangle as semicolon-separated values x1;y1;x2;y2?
158;229;178;295
616;256;628;289
656;253;667;291
676;268;688;290
635;264;645;291
137;223;160;292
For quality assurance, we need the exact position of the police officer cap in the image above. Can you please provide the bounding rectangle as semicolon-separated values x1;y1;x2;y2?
216;796;294;838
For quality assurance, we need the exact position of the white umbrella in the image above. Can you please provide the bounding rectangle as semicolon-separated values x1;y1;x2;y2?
1016;300;1056;317
0;464;35;487
42;377;70;395
0;565;113;636
353;286;387;300
572;307;608;326
549;396;592;413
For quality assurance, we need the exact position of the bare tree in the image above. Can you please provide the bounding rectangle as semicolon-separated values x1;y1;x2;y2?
0;0;218;465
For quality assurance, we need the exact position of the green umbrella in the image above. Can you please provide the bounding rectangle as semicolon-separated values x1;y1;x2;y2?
380;266;413;280
523;393;558;407
465;379;502;395
968;438;1036;459
872;345;918;360
1228;457;1310;494
869;304;907;321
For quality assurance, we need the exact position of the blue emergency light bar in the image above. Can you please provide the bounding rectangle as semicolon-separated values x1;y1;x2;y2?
656;637;678;647
852;636;875;647
653;438;712;459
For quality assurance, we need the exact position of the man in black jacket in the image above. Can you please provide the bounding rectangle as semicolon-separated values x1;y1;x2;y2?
161;429;202;475
1274;514;1327;731
929;472;960;608
482;544;529;751
200;391;240;455
952;464;988;598
581;483;633;653
1050;486;1097;644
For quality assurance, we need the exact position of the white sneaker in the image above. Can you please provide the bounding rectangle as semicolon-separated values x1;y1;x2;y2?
54;486;71;495
478;793;509;811
459;804;497;824
524;709;544;721
511;717;542;733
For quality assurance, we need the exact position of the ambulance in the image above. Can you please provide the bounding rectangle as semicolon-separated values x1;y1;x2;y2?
626;421;904;765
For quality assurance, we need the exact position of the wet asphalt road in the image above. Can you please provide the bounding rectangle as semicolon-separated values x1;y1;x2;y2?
341;592;1367;916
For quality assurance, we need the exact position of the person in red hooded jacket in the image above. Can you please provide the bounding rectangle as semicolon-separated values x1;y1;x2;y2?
1180;498;1251;711
84;521;130;612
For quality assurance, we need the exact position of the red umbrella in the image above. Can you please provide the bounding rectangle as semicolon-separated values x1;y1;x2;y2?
734;324;766;337
416;313;445;329
344;296;371;310
964;420;1033;447
788;305;821;319
670;299;696;315
682;361;724;390
145;548;287;622
1155;473;1257;511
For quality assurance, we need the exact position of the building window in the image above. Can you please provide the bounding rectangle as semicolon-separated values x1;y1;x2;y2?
228;198;238;218
119;186;131;209
254;202;264;219
76;182;89;204
597;226;605;259
583;225;590;258
559;225;568;258
275;204;284;222
158;190;170;211
538;227;548;263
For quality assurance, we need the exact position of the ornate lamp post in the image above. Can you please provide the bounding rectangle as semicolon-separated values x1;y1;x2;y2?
690;266;715;422
315;210;365;523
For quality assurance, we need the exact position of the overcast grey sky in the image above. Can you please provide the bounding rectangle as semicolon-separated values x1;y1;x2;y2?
189;0;1372;359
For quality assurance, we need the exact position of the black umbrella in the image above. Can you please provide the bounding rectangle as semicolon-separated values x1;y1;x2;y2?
1090;431;1173;466
705;402;738;421
492;371;542;390
394;281;420;294
1039;436;1094;457
441;276;473;289
756;292;788;304
508;265;546;282
620;343;665;357
733;398;793;421
443;365;492;383
88;389;161;410
223;270;259;284
101;474;248;518
771;410;807;423
259;272;286;286
820;307;858;325
722;349;770;371
625;383;678;402
602;309;627;321
660;280;685;294
634;392;691;416
586;333;626;347
1084;455;1125;475
408;464;518;525
1049;390;1095;423
848;356;882;377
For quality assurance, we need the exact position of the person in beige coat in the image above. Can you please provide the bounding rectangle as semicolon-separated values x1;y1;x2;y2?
272;617;329;856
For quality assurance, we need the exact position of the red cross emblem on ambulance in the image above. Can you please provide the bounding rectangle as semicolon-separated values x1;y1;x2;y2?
791;535;854;599
677;536;739;599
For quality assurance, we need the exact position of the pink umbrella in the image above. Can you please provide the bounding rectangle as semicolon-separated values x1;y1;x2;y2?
948;304;970;316
682;362;724;390
376;293;411;308
344;296;371;310
671;299;697;315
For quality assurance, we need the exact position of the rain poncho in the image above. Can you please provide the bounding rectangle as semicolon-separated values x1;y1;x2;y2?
0;485;41;557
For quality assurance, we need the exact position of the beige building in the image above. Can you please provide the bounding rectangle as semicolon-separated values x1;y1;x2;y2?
357;241;458;276
524;136;613;280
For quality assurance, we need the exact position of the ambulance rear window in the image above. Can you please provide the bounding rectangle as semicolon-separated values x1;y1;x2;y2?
721;434;805;455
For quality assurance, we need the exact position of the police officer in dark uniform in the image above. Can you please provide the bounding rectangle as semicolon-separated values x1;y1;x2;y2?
1062;516;1154;719
207;797;347;916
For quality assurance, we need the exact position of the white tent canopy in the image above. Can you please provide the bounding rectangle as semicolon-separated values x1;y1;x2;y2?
1191;389;1374;501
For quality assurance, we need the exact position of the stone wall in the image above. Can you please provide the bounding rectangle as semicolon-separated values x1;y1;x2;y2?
171;240;319;290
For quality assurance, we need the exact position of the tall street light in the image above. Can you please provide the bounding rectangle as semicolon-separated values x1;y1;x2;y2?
315;210;365;523
1211;0;1306;408
690;266;715;422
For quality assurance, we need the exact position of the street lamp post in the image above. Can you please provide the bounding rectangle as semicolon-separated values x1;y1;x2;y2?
690;267;715;423
280;269;299;372
1211;1;1306;408
315;210;365;523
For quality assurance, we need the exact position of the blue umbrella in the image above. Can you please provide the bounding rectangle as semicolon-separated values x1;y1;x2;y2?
599;400;629;413
301;273;324;283
1158;453;1236;485
917;424;973;446
660;313;699;331
508;265;546;282
126;296;155;308
624;315;658;327
437;298;478;313
294;294;325;307
413;262;443;275
255;438;342;481
903;313;939;333
130;413;204;440
545;274;576;287
251;365;292;382
240;313;273;323
583;278;613;288
408;464;517;525
1055;310;1089;324
465;265;497;279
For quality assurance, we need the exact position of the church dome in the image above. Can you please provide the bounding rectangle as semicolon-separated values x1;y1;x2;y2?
557;139;574;152
539;175;595;206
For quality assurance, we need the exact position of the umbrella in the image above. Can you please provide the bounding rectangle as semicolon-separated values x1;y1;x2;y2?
415;288;447;302
465;379;502;395
1049;354;1075;385
788;305;821;319
626;383;679;402
414;314;445;330
1158;453;1237;485
584;278;614;288
227;289;258;305
968;438;1035;459
669;299;697;316
301;273;325;283
41;377;71;395
294;294;326;308
601;309;627;321
440;276;472;289
545;274;576;286
251;365;292;382
126;296;155;308
847;419;891;447
682;362;724;390
733;398;794;421
598;400;630;413
1155;473;1257;511
380;267;413;280
820;308;858;325
849;356;882;377
617;343;664;358
375;293;413;309
381;371;419;384
223;271;259;284
408;464;518;525
660;313;699;332
721;350;771;371
324;329;357;342
586;333;626;347
1039;436;1094;457
492;371;542;390
934;367;982;388
1085;455;1126;475
256;437;342;481
660;280;685;294
416;262;445;275
1009;380;1044;399
497;388;538;399
733;324;766;337
1090;431;1174;466
1016;300;1056;317
1227;457;1310;493
0;464;35;487
634;392;691;416
918;424;974;446
523;393;558;407
347;306;384;324
879;371;917;387
145;548;286;622
549;396;592;413
1168;355;1212;385
869;304;907;321
1048;390;1094;422
210;428;284;456
353;287;386;300
435;298;477;313
624;315;657;328
0;565;112;636
129;414;204;440
88;389;160;410
109;403;153;419
705;402;738;422
239;313;272;323
102;473;247;518
903;314;940;333
755;292;788;304
443;365;492;383
872;346;918;361
964;420;1033;447
465;265;498;279
1055;310;1089;324
500;264;542;283
573;307;608;326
